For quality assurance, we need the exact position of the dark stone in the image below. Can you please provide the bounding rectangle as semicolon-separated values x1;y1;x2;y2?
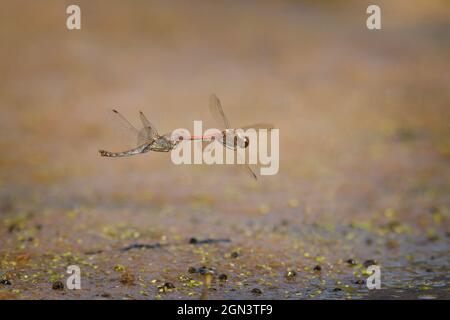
52;281;64;290
346;259;356;265
164;282;175;289
363;260;377;269
218;274;228;281
251;288;262;295
0;279;12;285
285;270;297;279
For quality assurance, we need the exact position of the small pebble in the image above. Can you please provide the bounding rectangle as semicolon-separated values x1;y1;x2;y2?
346;259;356;266
0;279;12;286
363;259;377;268
158;282;175;293
218;274;228;282
251;288;262;295
355;279;365;285
189;237;198;244
164;282;175;289
285;270;297;279
52;281;64;290
230;251;239;259
332;287;342;292
313;265;322;272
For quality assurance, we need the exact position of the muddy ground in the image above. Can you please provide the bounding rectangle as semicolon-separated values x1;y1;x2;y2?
0;1;449;299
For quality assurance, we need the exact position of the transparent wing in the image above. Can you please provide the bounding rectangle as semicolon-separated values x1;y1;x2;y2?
241;123;275;130
108;109;140;148
108;109;155;148
236;152;257;180
209;94;231;129
111;109;140;135
139;111;159;138
241;164;257;180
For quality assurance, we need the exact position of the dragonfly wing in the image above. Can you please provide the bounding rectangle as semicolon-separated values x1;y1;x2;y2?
111;109;139;134
242;164;257;180
209;94;231;129
236;152;258;180
109;109;150;148
138;111;159;145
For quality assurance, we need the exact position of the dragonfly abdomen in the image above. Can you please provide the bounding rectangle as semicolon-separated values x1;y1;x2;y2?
99;143;149;157
99;150;131;157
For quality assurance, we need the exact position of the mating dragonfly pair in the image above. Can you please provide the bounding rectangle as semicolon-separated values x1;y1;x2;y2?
99;94;274;179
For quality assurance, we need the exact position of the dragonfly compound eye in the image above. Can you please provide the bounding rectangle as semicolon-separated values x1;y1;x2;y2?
244;137;250;148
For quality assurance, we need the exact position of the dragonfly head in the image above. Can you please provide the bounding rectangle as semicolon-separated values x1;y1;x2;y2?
233;132;250;149
244;136;250;148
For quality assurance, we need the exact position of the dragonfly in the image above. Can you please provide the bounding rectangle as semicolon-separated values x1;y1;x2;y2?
98;109;188;158
99;95;274;180
207;94;274;179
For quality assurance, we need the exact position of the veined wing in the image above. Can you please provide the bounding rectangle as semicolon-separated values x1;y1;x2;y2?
109;109;155;148
209;94;231;129
138;111;159;145
236;152;257;180
241;163;257;180
111;109;139;135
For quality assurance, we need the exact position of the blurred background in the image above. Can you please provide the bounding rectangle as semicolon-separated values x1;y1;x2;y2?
0;0;449;299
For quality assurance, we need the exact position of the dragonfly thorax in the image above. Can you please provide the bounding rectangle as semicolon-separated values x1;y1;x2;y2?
149;135;178;152
221;129;249;149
